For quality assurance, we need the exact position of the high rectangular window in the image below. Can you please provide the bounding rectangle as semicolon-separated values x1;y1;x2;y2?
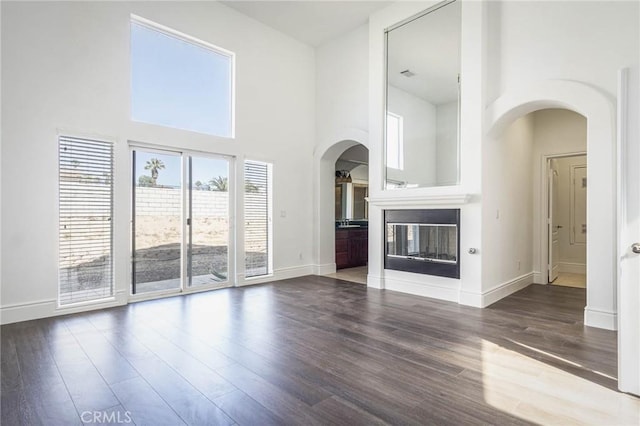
59;136;114;305
245;160;273;278
130;16;234;137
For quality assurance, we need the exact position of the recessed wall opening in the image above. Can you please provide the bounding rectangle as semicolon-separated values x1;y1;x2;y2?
484;107;587;302
330;143;369;284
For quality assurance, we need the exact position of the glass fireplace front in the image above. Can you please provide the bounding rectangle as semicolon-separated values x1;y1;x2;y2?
387;223;457;264
384;209;460;278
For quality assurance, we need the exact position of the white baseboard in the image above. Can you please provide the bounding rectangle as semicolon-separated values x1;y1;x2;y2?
237;264;314;287
383;275;458;302
559;262;586;274
458;291;482;307
313;263;336;275
481;273;534;307
1;298;57;325
533;271;547;284
584;306;617;330
367;274;384;289
1;291;128;325
3;265;315;324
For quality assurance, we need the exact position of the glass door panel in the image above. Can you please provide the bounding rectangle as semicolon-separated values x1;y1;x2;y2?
132;150;183;294
188;156;230;287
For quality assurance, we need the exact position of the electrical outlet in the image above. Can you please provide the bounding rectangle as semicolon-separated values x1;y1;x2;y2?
517;260;521;271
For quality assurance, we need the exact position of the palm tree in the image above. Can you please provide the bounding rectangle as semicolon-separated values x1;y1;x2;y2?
144;158;165;186
209;176;228;191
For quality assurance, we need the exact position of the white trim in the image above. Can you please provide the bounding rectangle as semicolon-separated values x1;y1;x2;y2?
458;290;482;307
314;263;337;275
481;273;534;308
558;262;586;275
533;271;547;284
584;307;617;331
367;274;384;289
368;193;471;207
236;265;314;287
382;270;459;302
1;295;127;325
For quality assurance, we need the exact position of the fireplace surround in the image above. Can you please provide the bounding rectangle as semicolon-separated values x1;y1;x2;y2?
384;209;460;279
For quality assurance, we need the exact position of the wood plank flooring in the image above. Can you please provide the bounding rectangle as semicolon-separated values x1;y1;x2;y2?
2;277;638;425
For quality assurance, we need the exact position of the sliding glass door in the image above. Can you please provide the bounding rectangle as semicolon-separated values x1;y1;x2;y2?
188;156;230;287
132;147;232;295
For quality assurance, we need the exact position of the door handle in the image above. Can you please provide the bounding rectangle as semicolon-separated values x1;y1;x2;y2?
632;243;640;254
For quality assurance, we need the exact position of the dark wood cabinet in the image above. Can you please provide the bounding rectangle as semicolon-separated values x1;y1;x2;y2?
336;228;368;269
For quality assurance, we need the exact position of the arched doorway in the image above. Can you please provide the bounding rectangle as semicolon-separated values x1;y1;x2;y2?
485;80;616;331
313;130;369;277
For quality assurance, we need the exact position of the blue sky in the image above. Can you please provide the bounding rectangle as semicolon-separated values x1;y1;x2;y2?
135;151;228;188
131;21;232;137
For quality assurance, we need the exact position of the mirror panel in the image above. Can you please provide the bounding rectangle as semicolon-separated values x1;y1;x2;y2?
385;0;461;189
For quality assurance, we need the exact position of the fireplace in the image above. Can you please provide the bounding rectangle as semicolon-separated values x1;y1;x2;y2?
384;209;460;279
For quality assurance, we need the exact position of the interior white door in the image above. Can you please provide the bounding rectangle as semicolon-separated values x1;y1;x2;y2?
618;68;640;396
548;159;560;283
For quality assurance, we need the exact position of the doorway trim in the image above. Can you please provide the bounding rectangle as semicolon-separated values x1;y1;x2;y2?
541;152;587;286
486;79;616;331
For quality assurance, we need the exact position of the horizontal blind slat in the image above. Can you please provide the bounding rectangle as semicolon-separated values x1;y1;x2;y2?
58;136;114;305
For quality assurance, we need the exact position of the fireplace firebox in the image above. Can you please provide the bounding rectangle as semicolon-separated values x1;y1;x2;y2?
384;209;460;279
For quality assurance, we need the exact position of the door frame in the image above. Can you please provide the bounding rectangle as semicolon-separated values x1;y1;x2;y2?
129;142;236;302
541;151;587;285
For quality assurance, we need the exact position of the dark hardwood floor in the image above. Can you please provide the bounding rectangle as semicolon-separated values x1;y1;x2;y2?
2;277;637;425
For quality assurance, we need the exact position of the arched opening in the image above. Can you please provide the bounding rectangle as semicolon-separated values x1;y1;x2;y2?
314;131;369;278
485;80;616;330
484;109;587;292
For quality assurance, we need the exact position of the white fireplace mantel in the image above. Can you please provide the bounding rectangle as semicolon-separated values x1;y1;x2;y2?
367;192;472;208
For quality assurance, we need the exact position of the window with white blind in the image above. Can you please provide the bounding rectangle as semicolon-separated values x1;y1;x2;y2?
245;160;272;278
59;136;114;305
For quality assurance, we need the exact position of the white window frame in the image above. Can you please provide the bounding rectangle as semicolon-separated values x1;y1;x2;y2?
130;14;236;138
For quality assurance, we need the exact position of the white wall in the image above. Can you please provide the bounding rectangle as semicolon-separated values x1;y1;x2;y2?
1;1;316;323
531;109;587;281
485;0;638;102
482;115;535;293
555;155;587;270
314;24;369;273
315;24;369;149
386;85;437;186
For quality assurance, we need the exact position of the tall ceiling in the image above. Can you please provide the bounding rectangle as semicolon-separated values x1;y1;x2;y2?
220;1;392;46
